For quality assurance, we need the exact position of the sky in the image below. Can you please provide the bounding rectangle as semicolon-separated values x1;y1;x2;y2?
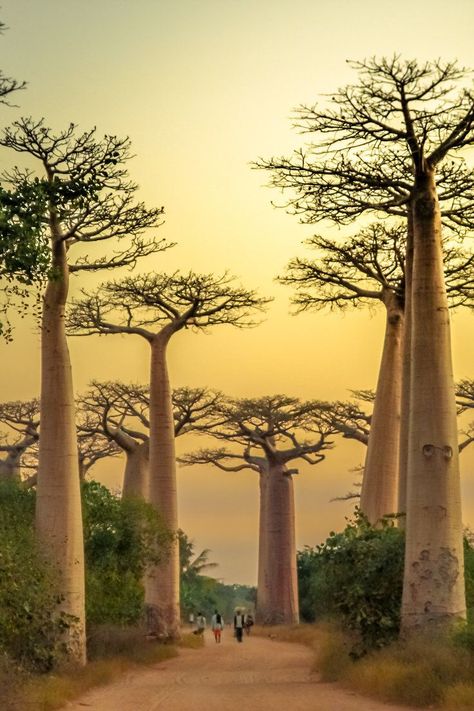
1;0;474;584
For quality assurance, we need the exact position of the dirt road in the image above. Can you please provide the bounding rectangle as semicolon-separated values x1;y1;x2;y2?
66;631;415;711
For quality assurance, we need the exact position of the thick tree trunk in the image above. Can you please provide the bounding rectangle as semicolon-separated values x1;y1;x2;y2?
145;335;180;639
264;462;299;624
398;210;414;523
122;440;149;499
35;240;86;665
401;169;466;631
360;292;403;523
255;465;270;624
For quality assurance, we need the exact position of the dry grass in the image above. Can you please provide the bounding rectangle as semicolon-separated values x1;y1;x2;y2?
10;625;198;711
253;622;351;680
343;633;474;708
178;631;205;649
253;622;323;648
345;657;443;707
443;682;474;709
256;622;474;708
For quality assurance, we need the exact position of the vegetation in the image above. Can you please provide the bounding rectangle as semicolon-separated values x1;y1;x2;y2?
83;481;172;625
180;395;336;624
297;513;474;653
297;512;404;652
0;481;72;672
179;530;256;620
0;480;172;670
1;13;474;708
258;621;474;708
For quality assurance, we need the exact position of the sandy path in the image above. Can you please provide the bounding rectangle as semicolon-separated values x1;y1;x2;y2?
65;631;415;711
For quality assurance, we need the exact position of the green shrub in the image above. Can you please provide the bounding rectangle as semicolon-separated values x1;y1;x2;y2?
0;481;71;671
83;481;172;626
298;510;404;652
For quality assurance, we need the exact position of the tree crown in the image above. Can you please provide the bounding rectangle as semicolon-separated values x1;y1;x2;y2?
67;271;270;340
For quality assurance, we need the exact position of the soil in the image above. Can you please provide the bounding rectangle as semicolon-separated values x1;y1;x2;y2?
65;630;416;710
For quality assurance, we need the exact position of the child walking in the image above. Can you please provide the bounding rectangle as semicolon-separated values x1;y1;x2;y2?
211;609;224;643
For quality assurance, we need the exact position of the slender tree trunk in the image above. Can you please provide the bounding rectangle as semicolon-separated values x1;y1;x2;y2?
360;291;403;523
122;440;149;499
401;169;466;631
36;239;86;665
265;462;299;624
255;465;270;624
398;210;414;523
145;334;180;639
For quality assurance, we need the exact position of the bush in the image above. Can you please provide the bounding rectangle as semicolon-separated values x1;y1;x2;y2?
0;481;72;671
83;481;172;626
0;480;173;671
298;510;404;652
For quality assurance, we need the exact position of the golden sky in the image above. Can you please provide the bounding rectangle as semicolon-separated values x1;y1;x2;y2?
1;0;474;584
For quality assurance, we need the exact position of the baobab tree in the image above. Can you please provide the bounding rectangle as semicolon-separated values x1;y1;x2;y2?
0;118;169;662
67;271;269;639
79;381;223;498
0;399;39;481
6;406;123;489
180;395;336;625
282;224;474;523
256;58;474;630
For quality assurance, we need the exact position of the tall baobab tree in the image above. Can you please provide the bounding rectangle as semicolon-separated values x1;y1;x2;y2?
180;395;336;625
256;58;474;630
0;118;169;663
67;272;269;639
282;224;474;523
79;381;223;498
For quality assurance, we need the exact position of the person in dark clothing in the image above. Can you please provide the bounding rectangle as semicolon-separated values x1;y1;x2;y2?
245;612;254;635
234;609;244;642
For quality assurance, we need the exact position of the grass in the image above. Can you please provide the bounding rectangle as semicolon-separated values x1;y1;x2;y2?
443;683;474;709
5;625;201;711
256;622;474;708
253;622;352;680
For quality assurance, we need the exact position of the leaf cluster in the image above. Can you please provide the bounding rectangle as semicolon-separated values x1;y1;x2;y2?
297;510;405;654
0;481;74;671
82;480;173;625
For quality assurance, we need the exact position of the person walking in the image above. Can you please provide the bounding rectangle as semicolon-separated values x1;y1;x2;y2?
244;612;254;635
234;609;245;643
211;609;224;643
194;611;206;635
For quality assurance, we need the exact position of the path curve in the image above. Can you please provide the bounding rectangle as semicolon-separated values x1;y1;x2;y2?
65;630;415;711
